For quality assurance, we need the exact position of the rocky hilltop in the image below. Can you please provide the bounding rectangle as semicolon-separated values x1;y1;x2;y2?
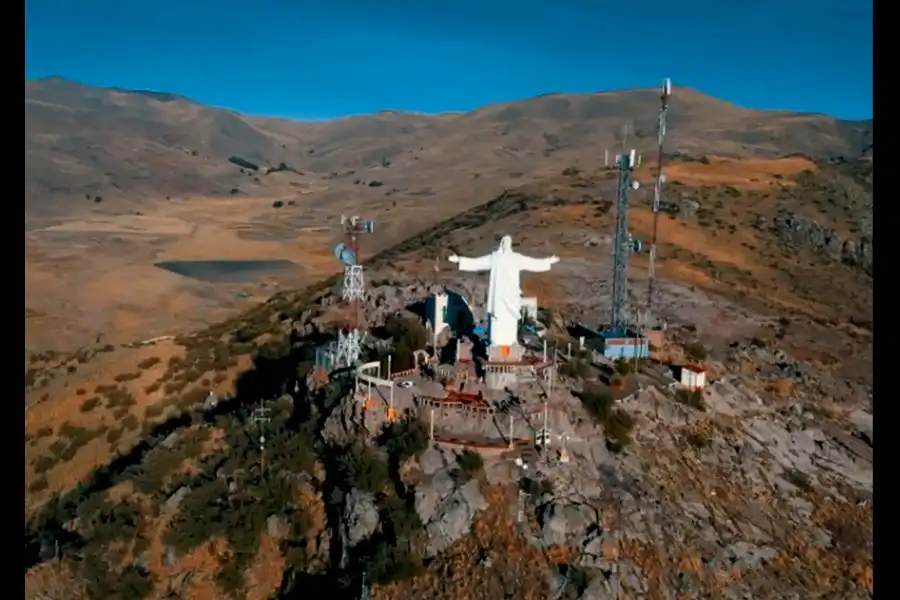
25;276;872;600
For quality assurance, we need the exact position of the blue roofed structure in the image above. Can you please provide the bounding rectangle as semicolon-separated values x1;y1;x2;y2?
578;326;650;360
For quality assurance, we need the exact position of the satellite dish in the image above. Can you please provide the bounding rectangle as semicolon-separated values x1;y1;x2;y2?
332;242;357;266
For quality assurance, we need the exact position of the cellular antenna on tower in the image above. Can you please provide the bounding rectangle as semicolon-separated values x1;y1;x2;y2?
332;215;374;368
645;77;672;331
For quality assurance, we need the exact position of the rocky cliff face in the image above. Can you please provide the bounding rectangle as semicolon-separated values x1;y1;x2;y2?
770;210;872;275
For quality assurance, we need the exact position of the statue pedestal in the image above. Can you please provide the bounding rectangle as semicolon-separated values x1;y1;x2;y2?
484;343;526;390
486;343;526;363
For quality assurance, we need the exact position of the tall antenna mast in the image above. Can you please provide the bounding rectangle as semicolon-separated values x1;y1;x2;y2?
645;78;672;331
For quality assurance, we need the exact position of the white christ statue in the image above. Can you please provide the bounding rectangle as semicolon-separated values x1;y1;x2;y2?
448;235;559;349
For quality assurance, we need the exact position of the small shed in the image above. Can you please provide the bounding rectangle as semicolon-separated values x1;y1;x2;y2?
596;328;650;360
680;364;707;390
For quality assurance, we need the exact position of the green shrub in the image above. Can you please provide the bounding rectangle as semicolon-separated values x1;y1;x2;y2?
137;356;161;370
683;342;707;361
520;477;553;504
559;360;589;379
80;397;101;412
114;372;142;383
675;388;706;411
164;380;186;395
384;313;427;352
378;416;429;466
105;388;136;409
60;422;92;443
603;409;634;453
32;455;58;474
579;383;614;423
177;387;209;410
686;431;711;449
614;359;632;376
332;442;389;494
365;540;422;585
228;156;259;171
578;384;633;451
28;477;49;493
106;427;123;444
451;449;484;483
46;424;97;462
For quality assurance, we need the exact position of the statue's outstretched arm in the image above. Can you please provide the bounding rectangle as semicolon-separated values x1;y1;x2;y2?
515;253;560;273
448;252;492;272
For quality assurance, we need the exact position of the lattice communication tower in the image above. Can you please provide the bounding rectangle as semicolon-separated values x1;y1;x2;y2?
609;149;641;330
645;78;672;330
332;215;374;368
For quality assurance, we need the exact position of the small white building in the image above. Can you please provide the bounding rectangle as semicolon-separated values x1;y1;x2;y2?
681;364;707;390
428;292;449;336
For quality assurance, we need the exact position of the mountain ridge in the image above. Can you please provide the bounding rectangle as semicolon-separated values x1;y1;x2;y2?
25;77;872;219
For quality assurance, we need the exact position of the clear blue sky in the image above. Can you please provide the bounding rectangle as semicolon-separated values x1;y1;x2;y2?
25;0;872;121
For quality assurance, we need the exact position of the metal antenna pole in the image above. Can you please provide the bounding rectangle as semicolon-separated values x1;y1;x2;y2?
348;221;362;331
360;571;371;600
646;78;672;330
251;401;272;474
610;150;638;330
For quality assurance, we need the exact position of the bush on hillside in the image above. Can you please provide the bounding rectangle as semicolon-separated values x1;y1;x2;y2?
578;383;634;452
331;442;390;495
614;359;632;376
520;477;553;504
384;313;427;351
675;388;706;411
602;409;634;453
451;449;484;484
559;359;589;379
378;416;429;468
579;383;614;423
227;156;259;171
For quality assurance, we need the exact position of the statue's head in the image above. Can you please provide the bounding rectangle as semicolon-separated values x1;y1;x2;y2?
499;235;512;252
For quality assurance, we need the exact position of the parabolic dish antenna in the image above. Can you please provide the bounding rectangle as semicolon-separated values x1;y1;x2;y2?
333;242;358;266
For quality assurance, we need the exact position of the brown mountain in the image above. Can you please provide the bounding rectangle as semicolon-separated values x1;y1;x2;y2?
26;78;873;600
25;77;871;219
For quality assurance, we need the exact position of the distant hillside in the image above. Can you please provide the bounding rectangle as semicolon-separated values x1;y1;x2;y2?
25;77;872;218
